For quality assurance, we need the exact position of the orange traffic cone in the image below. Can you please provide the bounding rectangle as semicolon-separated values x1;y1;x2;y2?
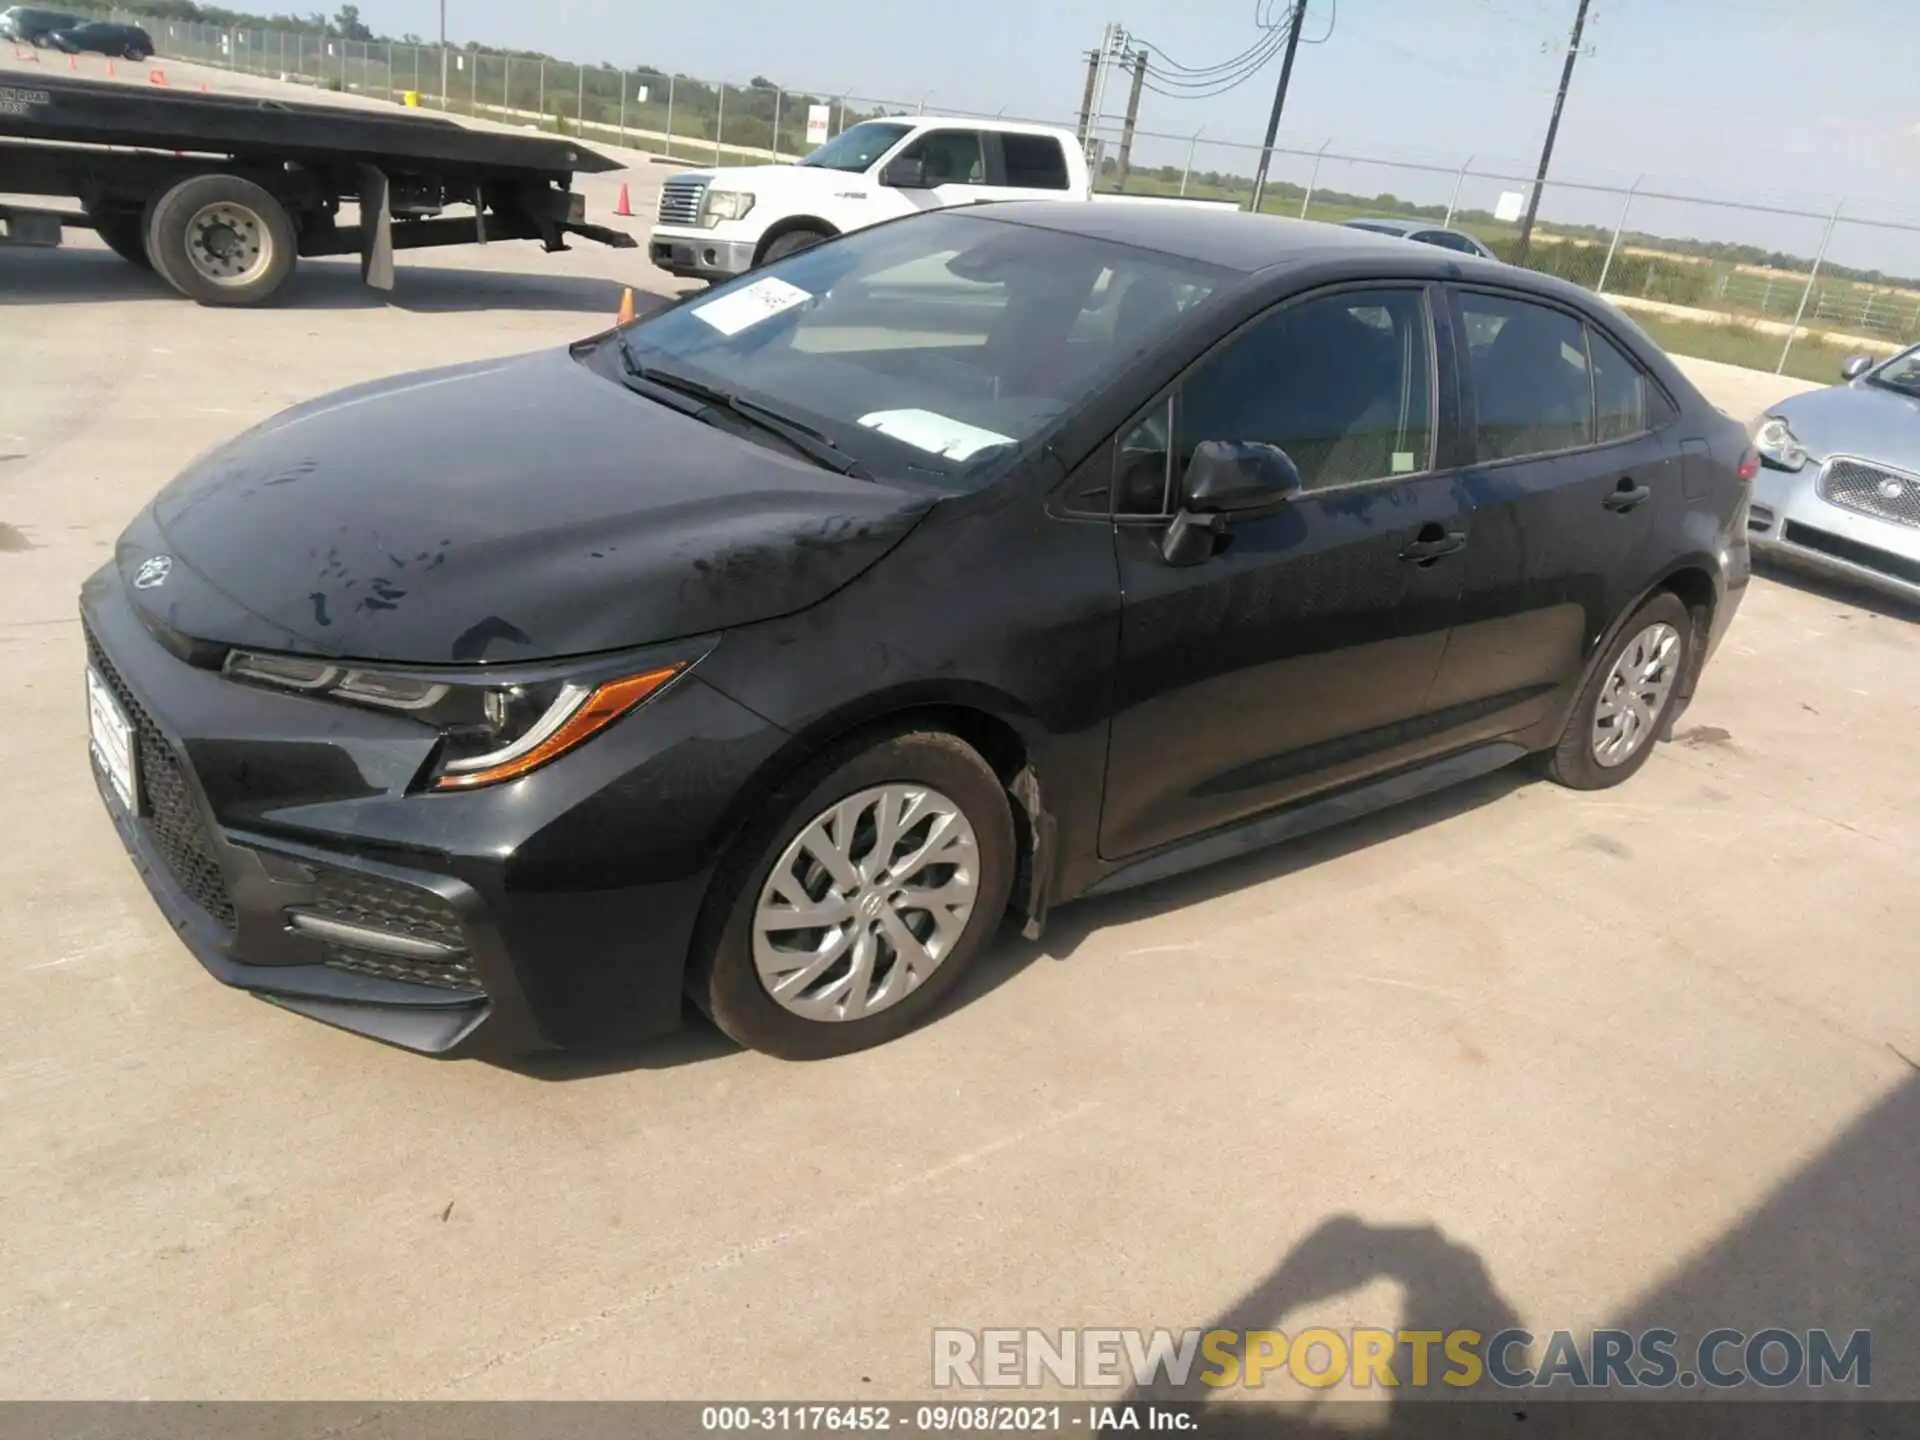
67;52;77;69
614;183;633;218
148;67;166;85
617;288;637;325
106;58;116;77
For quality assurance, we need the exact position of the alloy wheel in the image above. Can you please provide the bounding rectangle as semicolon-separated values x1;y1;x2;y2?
752;784;980;1023
1591;621;1682;768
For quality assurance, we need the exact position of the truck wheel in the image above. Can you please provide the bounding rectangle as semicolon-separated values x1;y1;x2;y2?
758;227;830;265
87;206;153;271
145;175;298;306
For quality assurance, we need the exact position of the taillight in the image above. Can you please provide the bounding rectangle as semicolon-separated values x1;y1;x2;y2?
1736;447;1760;483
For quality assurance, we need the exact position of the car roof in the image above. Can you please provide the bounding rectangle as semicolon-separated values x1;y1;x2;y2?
972;200;1494;275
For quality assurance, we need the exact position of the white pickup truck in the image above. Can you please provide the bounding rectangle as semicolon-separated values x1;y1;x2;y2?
647;116;1235;283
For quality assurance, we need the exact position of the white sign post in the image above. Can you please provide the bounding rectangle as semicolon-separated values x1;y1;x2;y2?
805;103;831;146
1494;189;1526;223
636;83;649;104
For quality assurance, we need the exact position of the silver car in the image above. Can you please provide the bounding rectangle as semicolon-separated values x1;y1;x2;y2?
1748;345;1920;604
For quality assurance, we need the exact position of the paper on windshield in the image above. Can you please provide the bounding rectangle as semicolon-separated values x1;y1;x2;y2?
691;277;813;337
857;409;1014;461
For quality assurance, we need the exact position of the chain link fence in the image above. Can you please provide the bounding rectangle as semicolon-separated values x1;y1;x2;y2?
45;8;1920;380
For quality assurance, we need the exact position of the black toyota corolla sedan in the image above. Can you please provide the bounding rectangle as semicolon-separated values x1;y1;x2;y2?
81;203;1755;1060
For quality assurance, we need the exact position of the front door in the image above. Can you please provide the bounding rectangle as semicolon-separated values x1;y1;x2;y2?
1101;285;1474;861
1423;290;1674;739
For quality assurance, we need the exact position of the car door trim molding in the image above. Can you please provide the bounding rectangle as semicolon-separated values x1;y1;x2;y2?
1086;739;1528;896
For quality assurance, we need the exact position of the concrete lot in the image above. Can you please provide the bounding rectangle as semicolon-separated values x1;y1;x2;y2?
2;54;1917;1407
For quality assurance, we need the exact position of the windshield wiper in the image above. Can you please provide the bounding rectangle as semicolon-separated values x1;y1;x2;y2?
616;336;869;479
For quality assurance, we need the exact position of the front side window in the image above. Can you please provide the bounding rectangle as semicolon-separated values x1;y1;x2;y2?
798;121;913;174
1589;328;1651;441
898;129;988;186
1459;293;1594;461
621;211;1228;485
1174;288;1435;493
1001;133;1071;190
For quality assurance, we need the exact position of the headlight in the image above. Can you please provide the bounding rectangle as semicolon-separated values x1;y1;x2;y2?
700;189;756;224
1752;415;1809;472
223;651;685;791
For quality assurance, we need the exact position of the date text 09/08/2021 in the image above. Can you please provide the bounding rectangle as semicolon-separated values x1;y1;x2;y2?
700;1405;1188;1433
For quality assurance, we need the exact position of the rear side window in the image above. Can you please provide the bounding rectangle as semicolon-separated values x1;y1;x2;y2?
1588;328;1652;440
1001;134;1071;191
1459;293;1593;461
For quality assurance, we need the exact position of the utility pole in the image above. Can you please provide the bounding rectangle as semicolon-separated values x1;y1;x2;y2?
437;0;447;107
1513;0;1593;264
1076;34;1103;148
1115;48;1147;192
1085;22;1120;167
1248;0;1309;214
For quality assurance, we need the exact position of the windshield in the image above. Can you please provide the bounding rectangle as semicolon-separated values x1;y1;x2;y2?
1866;344;1920;397
620;211;1228;484
798;121;913;174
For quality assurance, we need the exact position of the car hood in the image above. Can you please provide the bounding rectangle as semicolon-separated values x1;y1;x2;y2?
668;164;861;199
125;346;937;664
1772;380;1920;470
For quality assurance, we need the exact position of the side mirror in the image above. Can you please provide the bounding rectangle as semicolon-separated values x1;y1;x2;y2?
1160;441;1302;567
1183;439;1304;513
1840;354;1874;381
880;157;930;189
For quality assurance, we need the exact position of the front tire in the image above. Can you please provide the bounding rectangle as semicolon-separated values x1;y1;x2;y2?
692;728;1016;1060
1544;591;1694;790
145;174;298;306
758;227;830;266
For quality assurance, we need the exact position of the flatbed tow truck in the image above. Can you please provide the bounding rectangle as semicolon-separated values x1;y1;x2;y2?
0;72;636;304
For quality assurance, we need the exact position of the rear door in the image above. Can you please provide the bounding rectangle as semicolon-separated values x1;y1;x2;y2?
1100;284;1473;859
1423;288;1678;738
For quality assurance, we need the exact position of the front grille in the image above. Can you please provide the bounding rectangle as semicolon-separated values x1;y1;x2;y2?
322;945;483;995
1820;457;1920;530
301;866;483;995
657;177;708;226
1782;521;1920;587
85;626;237;930
308;867;465;949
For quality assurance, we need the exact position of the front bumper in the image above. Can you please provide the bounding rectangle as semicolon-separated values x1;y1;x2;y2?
647;228;756;281
80;567;791;1058
1748;461;1920;603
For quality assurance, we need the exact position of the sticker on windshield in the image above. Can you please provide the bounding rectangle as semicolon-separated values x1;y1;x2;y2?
857;409;1015;461
690;277;813;336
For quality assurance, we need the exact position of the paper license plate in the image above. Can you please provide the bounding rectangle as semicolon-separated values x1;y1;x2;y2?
86;665;138;815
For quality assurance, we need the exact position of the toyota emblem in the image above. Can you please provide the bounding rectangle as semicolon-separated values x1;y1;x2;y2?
132;555;173;590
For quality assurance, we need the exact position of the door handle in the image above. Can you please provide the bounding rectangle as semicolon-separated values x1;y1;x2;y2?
1399;525;1467;565
1604;480;1652;512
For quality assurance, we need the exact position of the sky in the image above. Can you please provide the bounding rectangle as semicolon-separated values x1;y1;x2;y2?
352;0;1920;269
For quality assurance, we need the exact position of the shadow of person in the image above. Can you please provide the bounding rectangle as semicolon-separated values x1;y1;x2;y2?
1125;1214;1526;1436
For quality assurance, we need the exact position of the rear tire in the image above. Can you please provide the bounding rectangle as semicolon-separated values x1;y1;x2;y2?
1544;591;1694;791
690;727;1015;1060
145;174;298;306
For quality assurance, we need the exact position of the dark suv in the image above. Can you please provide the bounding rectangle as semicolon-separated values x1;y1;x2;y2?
81;204;1754;1061
47;19;154;57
